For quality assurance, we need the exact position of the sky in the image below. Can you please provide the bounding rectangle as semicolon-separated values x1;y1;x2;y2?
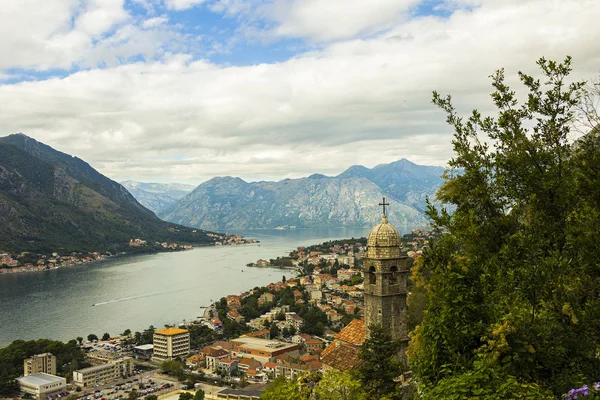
0;0;599;185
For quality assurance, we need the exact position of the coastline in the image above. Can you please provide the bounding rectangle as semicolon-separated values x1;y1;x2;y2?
0;241;257;276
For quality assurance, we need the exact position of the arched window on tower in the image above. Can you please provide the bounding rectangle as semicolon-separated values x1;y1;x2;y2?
390;266;398;284
369;266;376;284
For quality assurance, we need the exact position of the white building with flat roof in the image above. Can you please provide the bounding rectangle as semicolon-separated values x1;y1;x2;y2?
153;328;190;361
16;373;66;399
73;357;133;387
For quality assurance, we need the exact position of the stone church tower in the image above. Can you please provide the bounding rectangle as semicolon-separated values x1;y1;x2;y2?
363;199;412;359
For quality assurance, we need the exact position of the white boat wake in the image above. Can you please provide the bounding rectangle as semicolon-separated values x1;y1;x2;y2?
92;287;199;306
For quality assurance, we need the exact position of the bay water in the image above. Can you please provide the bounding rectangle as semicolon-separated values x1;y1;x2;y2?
0;227;383;347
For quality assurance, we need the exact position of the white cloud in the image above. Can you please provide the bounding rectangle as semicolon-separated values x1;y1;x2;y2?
75;0;129;36
268;0;420;42
164;0;209;11
142;15;169;28
0;0;187;71
1;0;599;184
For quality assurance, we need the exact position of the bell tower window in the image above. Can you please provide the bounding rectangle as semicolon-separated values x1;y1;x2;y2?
368;266;376;284
390;266;398;284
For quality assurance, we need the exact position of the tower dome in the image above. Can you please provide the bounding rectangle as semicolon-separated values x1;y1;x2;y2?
367;215;401;259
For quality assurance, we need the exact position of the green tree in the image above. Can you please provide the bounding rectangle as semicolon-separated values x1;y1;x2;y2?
128;389;139;400
260;375;314;400
101;332;110;341
178;392;193;400
146;396;158;400
409;57;600;396
161;360;185;379
269;323;279;339
76;336;83;345
314;369;366;400
122;328;131;336
193;389;205;400
87;334;98;342
358;324;404;399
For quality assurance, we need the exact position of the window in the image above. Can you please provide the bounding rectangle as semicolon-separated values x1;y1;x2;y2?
368;266;376;284
390;266;398;284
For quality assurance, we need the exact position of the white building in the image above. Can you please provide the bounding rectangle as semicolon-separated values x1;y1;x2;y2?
72;357;134;387
152;328;190;361
24;353;57;376
16;373;66;399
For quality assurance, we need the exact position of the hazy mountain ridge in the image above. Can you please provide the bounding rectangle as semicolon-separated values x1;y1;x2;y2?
158;159;444;230
120;180;195;213
0;134;214;253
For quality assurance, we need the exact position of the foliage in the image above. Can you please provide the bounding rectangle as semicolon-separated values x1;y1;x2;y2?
161;360;186;379
0;339;88;395
409;56;600;396
299;306;328;335
261;371;366;400
146;396;158;400
358;324;406;399
87;334;98;342
134;325;156;345
260;376;308;400
420;363;553;400
128;389;139;400
102;332;110;341
193;389;205;400
178;392;193;400
314;369;367;400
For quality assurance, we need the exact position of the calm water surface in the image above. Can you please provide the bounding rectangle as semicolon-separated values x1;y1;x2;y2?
0;227;413;346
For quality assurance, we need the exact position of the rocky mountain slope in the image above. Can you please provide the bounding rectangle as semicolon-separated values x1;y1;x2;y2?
158;159;445;230
120;181;195;214
0;134;214;253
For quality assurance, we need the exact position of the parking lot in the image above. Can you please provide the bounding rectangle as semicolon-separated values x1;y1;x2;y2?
78;369;178;400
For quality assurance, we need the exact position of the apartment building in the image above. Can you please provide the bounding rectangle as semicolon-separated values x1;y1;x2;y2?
24;353;56;376
72;357;134;387
152;328;190;361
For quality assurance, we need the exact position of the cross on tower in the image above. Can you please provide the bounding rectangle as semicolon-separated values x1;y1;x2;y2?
379;197;390;216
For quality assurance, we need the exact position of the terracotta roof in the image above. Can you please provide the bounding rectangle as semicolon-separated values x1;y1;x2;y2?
242;329;270;338
213;341;235;350
238;358;261;369
264;362;277;368
155;327;188;336
334;319;365;346
186;354;203;363
203;347;229;358
306;360;323;371
320;341;362;372
300;354;319;363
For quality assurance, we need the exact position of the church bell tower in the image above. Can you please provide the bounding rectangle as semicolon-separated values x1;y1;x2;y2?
363;198;412;358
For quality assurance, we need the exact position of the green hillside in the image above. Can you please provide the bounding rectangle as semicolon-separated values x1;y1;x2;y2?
0;134;215;254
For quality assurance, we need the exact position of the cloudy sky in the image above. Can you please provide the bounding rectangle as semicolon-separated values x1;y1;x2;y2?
0;0;598;184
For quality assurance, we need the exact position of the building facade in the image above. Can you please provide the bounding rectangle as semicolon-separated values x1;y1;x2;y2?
362;213;411;360
72;357;134;387
152;328;190;361
24;353;57;376
16;373;66;399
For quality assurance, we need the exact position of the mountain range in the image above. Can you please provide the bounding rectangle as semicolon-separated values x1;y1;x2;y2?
0;134;214;254
120;181;195;214
156;159;446;230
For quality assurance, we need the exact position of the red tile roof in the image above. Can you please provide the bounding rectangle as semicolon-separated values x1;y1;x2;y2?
320;341;362;371
334;319;365;346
